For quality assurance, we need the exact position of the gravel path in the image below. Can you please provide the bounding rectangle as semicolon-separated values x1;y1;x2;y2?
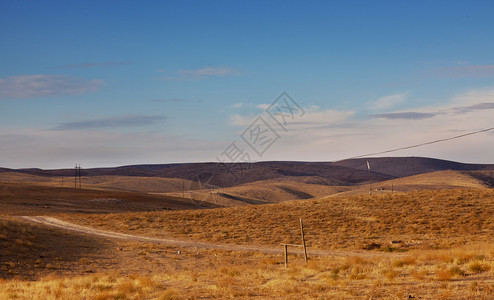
19;215;403;258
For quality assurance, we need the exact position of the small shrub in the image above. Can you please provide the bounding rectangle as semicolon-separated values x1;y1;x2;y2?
362;242;381;250
449;266;466;277
117;280;139;294
383;269;399;281
436;269;453;281
158;289;182;300
469;261;490;274
392;256;416;268
410;269;427;280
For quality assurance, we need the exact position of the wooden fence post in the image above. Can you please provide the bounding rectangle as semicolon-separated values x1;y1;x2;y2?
284;244;288;268
300;218;308;263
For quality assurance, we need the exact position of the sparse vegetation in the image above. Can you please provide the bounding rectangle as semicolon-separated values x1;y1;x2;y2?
2;244;494;298
2;170;494;298
62;189;494;250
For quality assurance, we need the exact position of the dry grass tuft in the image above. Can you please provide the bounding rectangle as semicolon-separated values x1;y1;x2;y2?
436;268;453;281
468;261;490;274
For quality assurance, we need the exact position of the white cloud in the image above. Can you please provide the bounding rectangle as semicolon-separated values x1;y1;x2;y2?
230;114;257;127
231;105;354;132
231;102;244;108
256;104;270;110
3;87;494;168
228;88;494;164
449;87;494;106
368;91;409;110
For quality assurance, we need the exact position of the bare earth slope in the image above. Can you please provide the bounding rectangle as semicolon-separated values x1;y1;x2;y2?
0;181;217;215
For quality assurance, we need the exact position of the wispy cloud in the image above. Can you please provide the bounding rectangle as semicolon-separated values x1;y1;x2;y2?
60;61;130;69
0;74;103;99
231;105;354;130
417;59;469;66
256;104;270;110
226;88;494;163
370;112;437;120
157;66;240;80
0;128;222;168
231;102;244;108
429;64;494;78
368;91;409;110
149;98;186;103
453;102;494;113
51;115;166;131
179;66;238;77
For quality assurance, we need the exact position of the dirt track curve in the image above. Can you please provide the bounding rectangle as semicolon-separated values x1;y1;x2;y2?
19;216;403;258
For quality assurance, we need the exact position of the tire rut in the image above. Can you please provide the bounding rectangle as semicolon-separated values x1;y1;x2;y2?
18;216;402;258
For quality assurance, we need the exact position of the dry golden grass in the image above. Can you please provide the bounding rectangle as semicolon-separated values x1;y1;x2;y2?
62;188;494;250
4;187;494;298
4;169;490;206
165;179;353;206
0;172;186;193
2;244;494;299
328;170;491;197
0;217;114;280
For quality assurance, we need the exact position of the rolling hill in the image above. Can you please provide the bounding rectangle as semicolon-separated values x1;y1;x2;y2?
0;181;218;215
1;157;493;207
3;156;493;184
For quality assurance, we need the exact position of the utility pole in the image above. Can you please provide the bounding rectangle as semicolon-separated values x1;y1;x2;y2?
367;160;372;195
78;164;82;189
75;164;77;188
62;169;64;188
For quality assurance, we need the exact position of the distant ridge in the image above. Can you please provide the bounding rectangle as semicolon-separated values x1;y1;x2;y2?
1;157;493;187
333;157;494;178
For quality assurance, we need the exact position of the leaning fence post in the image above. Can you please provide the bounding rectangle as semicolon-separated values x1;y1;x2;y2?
300;218;308;263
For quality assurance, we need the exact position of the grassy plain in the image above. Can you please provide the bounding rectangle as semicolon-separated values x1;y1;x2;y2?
2;175;494;298
63;189;494;250
2;232;494;298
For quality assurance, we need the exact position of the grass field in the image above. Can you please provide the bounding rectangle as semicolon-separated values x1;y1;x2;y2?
2;234;494;299
2;174;494;298
3;168;492;206
62;189;494;251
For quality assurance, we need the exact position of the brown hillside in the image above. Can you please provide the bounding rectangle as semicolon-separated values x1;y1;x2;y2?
334;157;494;178
327;170;493;197
0;181;217;215
62;188;494;251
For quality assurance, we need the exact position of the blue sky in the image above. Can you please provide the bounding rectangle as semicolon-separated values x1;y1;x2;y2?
1;0;494;168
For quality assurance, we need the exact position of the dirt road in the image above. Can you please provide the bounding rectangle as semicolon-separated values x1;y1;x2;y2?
19;216;402;258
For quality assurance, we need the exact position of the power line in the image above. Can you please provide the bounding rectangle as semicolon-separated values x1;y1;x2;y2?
346;126;494;160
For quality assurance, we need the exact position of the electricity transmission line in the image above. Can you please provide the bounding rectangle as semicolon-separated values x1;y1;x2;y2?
345;126;494;160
